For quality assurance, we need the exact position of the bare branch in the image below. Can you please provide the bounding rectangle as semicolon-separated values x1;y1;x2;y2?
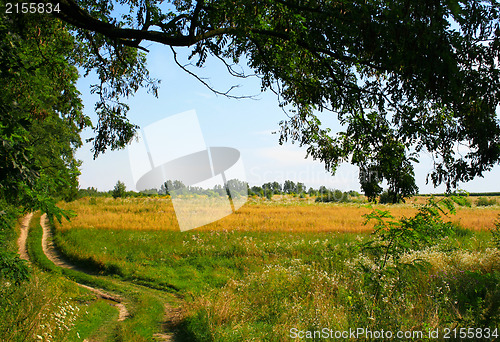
170;47;258;99
214;54;258;79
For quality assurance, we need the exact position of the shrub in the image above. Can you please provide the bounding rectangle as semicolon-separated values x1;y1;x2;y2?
476;197;497;207
378;190;392;204
362;196;461;271
112;180;126;199
0;206;30;284
315;189;349;203
493;216;500;249
378;190;406;204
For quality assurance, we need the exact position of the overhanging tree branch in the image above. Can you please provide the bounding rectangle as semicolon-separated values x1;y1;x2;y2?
170;46;257;99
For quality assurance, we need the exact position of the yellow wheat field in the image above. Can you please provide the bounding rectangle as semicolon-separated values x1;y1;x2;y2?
55;196;500;233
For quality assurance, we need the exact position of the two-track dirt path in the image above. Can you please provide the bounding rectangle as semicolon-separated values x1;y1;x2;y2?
17;213;128;321
18;213;180;341
17;212;33;261
39;213;129;321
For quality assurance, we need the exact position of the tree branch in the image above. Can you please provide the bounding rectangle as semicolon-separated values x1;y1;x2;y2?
170;47;258;99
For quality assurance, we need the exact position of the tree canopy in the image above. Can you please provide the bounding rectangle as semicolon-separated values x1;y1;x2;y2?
21;0;500;201
1;8;88;281
1;10;86;216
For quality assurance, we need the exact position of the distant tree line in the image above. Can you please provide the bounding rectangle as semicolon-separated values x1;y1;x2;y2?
80;179;367;204
79;180;500;206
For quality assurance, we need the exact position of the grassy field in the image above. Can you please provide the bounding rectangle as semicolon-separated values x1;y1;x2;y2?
48;195;500;341
20;212;188;341
57;195;500;232
0;212;125;342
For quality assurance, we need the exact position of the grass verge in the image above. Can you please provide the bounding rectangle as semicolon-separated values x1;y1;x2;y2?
26;212;175;341
51;198;500;341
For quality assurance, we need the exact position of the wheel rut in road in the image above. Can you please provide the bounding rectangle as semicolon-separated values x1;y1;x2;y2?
19;213;183;340
39;213;129;322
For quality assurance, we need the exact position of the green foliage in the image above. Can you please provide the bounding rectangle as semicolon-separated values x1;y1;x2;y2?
477;197;498;207
493;216;500;249
451;194;472;208
469;192;500;197
315;189;350;203
446;270;500;326
112;180;127;199
0;205;30;285
283;180;297;194
0;12;84;219
378;191;392;204
363;196;461;266
358;195;500;329
262;181;282;195
0;252;30;285
78;187;107;198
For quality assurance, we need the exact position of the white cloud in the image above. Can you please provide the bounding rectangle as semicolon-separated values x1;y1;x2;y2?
195;92;213;99
255;145;315;165
252;129;278;136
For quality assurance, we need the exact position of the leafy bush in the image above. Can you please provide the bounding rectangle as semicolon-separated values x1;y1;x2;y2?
112;180;126;199
315;189;350;203
0;206;30;284
363;197;458;263
493;216;500;249
476;197;497;206
359;195;464;310
378;190;393;204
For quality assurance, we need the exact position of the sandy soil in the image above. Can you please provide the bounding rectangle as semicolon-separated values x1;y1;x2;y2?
17;212;33;261
39;213;129;321
18;212;181;339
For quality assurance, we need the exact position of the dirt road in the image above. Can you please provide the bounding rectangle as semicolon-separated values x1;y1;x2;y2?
17;212;179;340
17;212;33;261
39;214;129;321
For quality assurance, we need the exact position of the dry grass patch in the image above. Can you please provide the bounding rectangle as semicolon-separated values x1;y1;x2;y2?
56;196;500;232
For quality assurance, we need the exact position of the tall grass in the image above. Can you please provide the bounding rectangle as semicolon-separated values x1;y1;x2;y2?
56;196;500;232
0;254;117;341
50;197;500;341
0;210;86;342
183;245;499;341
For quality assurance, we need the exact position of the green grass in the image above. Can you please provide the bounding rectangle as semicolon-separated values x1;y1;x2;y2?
0;263;121;342
51;219;500;341
53;227;362;294
27;212;62;274
25;212;180;341
70;299;119;341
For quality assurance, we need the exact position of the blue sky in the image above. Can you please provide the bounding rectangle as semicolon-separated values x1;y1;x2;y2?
75;43;500;193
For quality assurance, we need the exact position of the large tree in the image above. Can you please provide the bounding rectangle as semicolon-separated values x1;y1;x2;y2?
1;9;87;215
27;0;500;201
0;6;90;283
